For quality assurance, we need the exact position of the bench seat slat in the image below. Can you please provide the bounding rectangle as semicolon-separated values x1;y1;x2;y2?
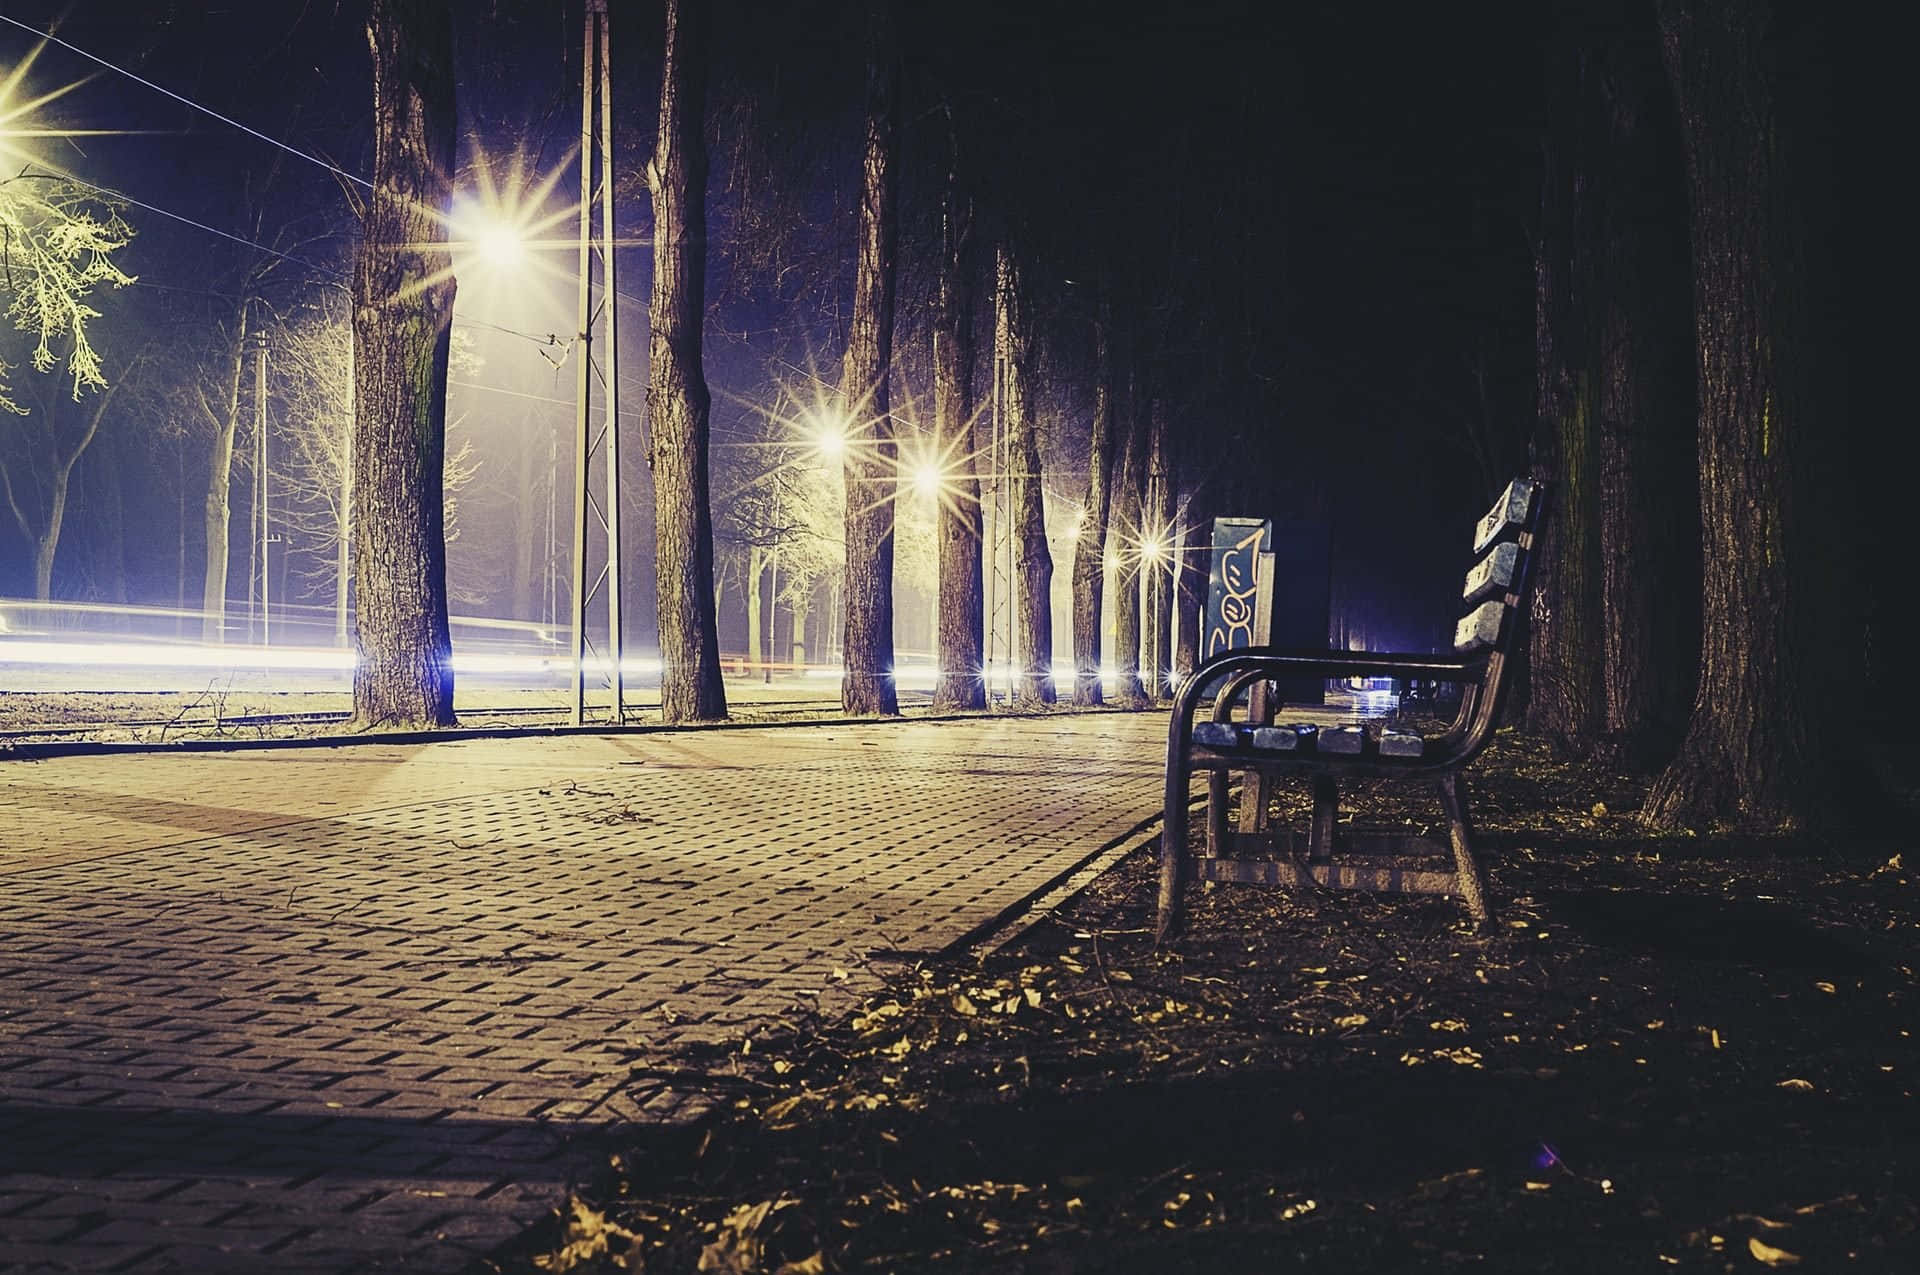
1378;727;1424;757
1251;723;1317;751
1320;725;1366;754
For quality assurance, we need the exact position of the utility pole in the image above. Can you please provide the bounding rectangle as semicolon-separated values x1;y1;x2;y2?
569;0;624;726
248;331;269;645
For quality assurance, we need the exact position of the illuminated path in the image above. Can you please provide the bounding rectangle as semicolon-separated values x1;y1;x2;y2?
0;712;1168;1274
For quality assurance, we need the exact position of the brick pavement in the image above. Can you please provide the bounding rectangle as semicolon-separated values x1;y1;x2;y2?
0;712;1168;1273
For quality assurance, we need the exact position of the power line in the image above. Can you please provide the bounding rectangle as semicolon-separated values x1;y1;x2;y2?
0;13;372;190
13;163;340;277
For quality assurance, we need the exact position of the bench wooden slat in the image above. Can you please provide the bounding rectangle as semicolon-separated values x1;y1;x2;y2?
1192;722;1245;749
1462;541;1520;604
1453;599;1506;652
1472;478;1536;554
1251;723;1317;751
1379;727;1424;757
1320;725;1366;754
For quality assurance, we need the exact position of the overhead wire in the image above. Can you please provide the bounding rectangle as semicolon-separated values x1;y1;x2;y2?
0;12;372;190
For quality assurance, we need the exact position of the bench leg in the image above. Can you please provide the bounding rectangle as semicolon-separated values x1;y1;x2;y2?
1157;778;1191;945
1437;772;1492;925
1308;775;1338;863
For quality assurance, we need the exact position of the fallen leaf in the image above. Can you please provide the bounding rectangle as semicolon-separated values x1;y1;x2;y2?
1591;801;1609;817
1333;1013;1369;1029
1776;1078;1814;1091
1747;1237;1801;1266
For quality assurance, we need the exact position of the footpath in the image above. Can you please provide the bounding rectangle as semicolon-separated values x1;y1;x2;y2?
0;712;1168;1273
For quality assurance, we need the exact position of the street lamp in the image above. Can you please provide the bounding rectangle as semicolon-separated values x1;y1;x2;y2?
811;408;847;460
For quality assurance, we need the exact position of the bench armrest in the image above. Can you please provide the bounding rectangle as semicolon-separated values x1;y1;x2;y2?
1168;645;1497;775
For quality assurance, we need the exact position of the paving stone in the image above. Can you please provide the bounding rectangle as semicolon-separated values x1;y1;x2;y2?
0;713;1165;1271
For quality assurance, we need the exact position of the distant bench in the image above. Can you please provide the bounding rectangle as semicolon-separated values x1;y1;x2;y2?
1157;477;1548;942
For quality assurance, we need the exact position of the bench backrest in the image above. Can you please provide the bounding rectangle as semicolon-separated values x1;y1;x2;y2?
1447;476;1546;743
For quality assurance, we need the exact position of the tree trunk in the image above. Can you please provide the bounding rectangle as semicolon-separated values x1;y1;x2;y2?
1642;0;1843;831
1110;356;1148;707
349;0;458;728
1173;481;1208;680
1525;36;1605;747
790;587;811;666
930;116;985;712
996;242;1054;707
839;0;901;717
746;544;766;680
1143;396;1173;700
1595;15;1698;770
200;314;249;641
648;0;729;722
1070;300;1116;706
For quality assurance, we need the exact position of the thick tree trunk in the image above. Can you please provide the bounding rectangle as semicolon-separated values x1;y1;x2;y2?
840;0;901;717
648;0;728;722
997;243;1054;707
1525;39;1605;747
930;119;985;712
1642;0;1842;831
349;0;458;728
1109;359;1148;707
200;314;248;641
1595;18;1698;770
1070;301;1115;706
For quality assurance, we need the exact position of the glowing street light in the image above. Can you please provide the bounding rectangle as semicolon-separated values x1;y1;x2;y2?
451;198;534;277
810;408;848;460
474;221;526;270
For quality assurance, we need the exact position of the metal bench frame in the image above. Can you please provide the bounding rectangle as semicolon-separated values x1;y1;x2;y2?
1156;479;1549;942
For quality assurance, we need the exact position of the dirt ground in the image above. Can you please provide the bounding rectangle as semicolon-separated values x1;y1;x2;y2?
485;731;1919;1274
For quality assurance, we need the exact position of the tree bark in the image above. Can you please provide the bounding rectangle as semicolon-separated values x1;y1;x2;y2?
1525;34;1605;747
1595;16;1698;770
648;0;729;722
840;0;901;717
1070;299;1116;706
1173;479;1208;681
199;313;249;641
1143;396;1173;700
1109;353;1148;707
746;544;766;680
930;114;985;712
1642;0;1843;831
996;242;1053;707
349;0;458;728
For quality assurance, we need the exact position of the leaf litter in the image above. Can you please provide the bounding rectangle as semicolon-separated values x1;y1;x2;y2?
489;732;1919;1273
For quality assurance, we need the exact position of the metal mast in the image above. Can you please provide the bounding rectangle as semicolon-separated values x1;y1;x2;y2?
569;0;624;726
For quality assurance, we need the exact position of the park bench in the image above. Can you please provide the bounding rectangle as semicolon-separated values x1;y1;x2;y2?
1156;477;1548;942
